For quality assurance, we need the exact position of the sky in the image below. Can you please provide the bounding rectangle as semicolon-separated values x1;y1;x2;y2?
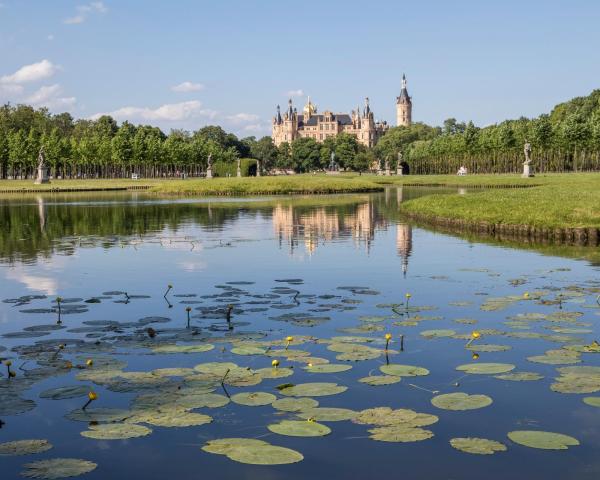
0;0;599;137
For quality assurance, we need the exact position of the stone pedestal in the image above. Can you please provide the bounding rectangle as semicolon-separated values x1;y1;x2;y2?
396;167;402;176
34;166;50;185
521;164;534;178
206;167;213;179
237;167;241;178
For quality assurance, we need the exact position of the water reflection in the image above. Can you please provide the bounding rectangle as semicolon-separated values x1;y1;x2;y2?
1;187;598;267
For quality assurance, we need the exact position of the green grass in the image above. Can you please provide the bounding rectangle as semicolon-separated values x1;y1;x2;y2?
398;173;600;229
150;176;383;196
0;178;162;192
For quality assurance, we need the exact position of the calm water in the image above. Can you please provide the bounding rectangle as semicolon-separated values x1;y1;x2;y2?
1;188;599;479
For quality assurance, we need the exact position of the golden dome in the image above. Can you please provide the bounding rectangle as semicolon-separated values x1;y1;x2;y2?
303;96;316;116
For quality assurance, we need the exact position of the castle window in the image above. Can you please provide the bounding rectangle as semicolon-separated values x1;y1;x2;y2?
320;134;323;140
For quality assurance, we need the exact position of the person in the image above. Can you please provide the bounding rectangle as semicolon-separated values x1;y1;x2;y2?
457;165;467;176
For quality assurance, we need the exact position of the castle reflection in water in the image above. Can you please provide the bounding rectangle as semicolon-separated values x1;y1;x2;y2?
272;188;412;274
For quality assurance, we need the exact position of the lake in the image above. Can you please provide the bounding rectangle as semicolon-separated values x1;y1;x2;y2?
1;187;599;479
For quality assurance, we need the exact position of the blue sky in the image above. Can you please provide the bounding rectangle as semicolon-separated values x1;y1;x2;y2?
1;0;599;137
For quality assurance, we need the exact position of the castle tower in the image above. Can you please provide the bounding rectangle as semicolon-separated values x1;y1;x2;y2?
396;74;412;127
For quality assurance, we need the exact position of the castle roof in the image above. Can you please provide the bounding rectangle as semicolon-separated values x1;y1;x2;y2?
397;74;411;104
299;114;353;127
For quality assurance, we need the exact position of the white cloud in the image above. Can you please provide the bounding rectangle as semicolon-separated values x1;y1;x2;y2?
26;84;76;109
0;59;57;84
286;89;304;97
64;1;107;24
91;100;217;122
243;123;266;132
227;112;260;124
171;81;205;93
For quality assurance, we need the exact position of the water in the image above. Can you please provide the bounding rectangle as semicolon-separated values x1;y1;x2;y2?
1;188;599;479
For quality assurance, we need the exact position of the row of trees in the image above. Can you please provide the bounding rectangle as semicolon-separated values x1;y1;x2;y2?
0;105;279;178
2;89;600;178
404;90;600;174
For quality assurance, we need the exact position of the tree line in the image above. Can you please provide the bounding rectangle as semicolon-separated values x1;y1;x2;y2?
2;89;600;178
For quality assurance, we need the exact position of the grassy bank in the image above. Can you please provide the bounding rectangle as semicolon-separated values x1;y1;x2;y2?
0;179;161;192
399;173;600;230
150;176;383;196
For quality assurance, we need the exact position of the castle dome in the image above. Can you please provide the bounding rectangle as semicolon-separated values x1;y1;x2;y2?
303;96;317;117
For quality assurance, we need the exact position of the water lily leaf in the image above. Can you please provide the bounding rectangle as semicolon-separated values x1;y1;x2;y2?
21;458;97;479
456;363;515;375
81;423;152;439
368;425;434;442
466;344;511;352
527;349;580;365
152;344;214;354
225;444;303;465
359;375;401;386
494;372;544;381
278;382;347;397
296;407;357;421
144;411;212;428
303;364;352;374
450;437;507;455
583;397;600;407
268;420;331;437
352;407;436;427
272;397;319;412
65;408;132;423
379;364;429;377
201;437;269;455
151;367;194;377
40;386;89;400
431;393;492;411
230;346;267;355
255;367;294;379
507;430;579;450
420;329;456;338
0;439;52;456
231;391;276;406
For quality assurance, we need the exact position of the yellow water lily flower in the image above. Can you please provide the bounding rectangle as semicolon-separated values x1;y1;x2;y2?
523;292;530;299
272;359;280;368
472;352;480;360
86;359;93;367
471;331;481;339
88;391;98;401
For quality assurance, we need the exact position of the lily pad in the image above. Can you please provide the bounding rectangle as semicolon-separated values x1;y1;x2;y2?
507;430;579;450
296;407;357;421
268;420;331;437
368;425;434;443
278;382;347;397
231;392;277;406
40;386;90;400
81;423;152;440
0;439;52;456
379;364;429;377
225;444;303;465
359;375;401;386
65;408;131;423
21;458;97;479
494;372;544;381
303;364;352;374
456;363;515;375
272;397;319;412
431;393;492;411
583;397;600;408
420;329;456;338
450;437;507;455
152;344;214;354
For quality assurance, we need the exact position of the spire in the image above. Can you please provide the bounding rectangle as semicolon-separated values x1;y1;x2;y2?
287;98;293;118
397;74;411;105
276;104;282;124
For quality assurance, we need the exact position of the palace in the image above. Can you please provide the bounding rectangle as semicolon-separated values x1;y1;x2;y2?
271;75;413;148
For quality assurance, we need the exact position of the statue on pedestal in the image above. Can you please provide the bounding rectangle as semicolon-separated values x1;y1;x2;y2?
384;158;391;176
522;141;534;178
34;147;50;184
237;158;242;177
256;159;261;177
206;153;213;179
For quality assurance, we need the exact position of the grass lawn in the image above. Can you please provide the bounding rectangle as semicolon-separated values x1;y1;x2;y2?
397;173;600;229
150;176;383;195
0;178;163;191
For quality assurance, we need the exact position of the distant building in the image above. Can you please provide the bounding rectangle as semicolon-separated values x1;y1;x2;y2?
272;75;413;147
396;74;412;127
272;96;389;148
